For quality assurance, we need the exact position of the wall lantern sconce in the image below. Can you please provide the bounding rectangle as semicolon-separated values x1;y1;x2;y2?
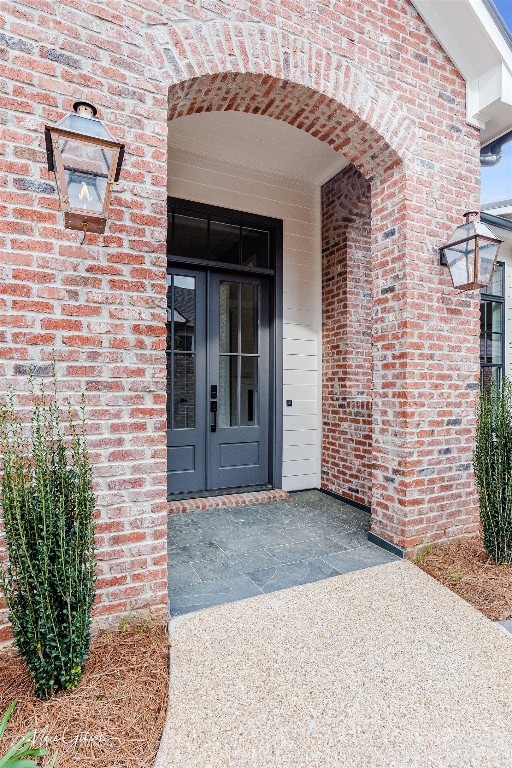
45;101;125;239
439;211;502;291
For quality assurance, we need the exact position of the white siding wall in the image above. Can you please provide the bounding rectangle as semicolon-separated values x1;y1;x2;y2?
168;147;322;491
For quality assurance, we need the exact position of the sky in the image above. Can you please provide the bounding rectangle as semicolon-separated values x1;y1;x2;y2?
492;0;512;31
481;143;512;207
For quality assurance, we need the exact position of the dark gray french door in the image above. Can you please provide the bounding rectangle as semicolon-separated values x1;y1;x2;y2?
166;268;269;495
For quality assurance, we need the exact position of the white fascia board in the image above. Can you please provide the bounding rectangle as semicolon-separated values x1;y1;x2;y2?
483;203;512;216
411;0;512;137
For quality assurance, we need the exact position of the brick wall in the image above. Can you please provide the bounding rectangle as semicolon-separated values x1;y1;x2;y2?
322;166;372;508
0;1;171;641
0;0;482;637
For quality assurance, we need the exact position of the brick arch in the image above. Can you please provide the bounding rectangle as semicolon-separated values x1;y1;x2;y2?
149;20;418;179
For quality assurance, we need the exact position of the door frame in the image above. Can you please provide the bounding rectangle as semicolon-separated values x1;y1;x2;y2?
166;197;283;499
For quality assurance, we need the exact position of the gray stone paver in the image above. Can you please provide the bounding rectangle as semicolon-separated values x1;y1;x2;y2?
324;545;398;573
168;490;401;616
265;535;347;564
166;562;202;590
191;549;280;582
329;529;372;549
167;542;226;567
248;556;340;592
169;574;262;615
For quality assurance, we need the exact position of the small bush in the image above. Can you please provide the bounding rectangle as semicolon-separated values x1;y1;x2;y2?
474;377;512;564
0;374;96;699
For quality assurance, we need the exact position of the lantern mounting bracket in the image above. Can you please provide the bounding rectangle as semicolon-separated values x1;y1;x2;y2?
72;100;97;117
80;221;88;246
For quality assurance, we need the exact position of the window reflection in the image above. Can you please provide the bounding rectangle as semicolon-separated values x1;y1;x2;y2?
174;275;195;352
172;214;207;259
218;280;259;428
480;262;504;391
242;228;269;268
169;208;273;269
166;274;196;429
219;282;239;353
210;221;240;264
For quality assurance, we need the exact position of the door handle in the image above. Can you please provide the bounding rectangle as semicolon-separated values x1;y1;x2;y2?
210;400;217;432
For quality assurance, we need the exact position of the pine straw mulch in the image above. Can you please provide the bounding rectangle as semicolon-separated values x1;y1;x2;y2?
0;619;170;768
416;535;512;621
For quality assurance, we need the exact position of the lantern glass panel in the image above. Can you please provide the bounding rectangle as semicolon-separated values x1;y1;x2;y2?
486;261;504;295
60;137;114;213
57;113;116;141
444;239;476;288
445;221;473;246
477;240;500;287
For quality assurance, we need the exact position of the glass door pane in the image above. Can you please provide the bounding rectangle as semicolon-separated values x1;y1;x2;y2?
167;274;196;429
218;281;260;429
173;354;195;428
219;356;238;427
241;283;258;353
240;356;258;426
219;282;239;353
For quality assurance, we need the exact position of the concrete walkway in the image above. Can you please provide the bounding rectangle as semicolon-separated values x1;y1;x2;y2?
156;560;512;768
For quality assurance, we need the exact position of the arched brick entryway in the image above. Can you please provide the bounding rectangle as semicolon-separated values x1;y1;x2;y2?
155;19;417;180
156;18;480;552
166;74;411;181
161;55;415;548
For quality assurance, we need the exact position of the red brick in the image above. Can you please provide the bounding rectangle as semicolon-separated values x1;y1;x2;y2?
62;334;103;347
11;331;55;345
40;317;82;331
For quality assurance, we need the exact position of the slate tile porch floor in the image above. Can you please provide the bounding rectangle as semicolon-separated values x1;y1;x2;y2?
168;489;399;616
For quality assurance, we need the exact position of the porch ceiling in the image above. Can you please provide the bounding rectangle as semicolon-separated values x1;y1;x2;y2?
167;111;349;185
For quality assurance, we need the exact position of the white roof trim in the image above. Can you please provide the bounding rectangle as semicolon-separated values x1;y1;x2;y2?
411;0;512;143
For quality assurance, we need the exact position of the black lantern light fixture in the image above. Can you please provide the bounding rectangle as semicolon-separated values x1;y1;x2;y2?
45;101;125;238
439;211;502;291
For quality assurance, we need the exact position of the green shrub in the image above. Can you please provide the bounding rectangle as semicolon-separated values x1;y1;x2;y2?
474;377;512;564
0;375;96;699
0;701;56;767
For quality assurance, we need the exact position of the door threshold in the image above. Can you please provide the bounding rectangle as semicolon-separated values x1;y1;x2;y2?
168;487;290;514
167;484;273;502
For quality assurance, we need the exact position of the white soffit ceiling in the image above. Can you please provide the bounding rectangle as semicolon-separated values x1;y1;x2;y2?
168;111;349;185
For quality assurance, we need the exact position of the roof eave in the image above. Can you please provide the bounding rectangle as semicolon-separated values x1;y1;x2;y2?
411;0;512;144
